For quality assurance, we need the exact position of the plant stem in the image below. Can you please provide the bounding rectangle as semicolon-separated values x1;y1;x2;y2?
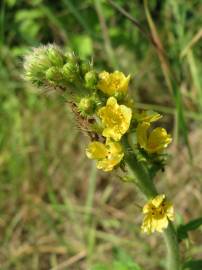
164;222;181;270
123;138;181;270
124;145;158;198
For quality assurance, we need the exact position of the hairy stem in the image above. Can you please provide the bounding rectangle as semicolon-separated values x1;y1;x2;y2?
164;222;181;270
123;137;181;270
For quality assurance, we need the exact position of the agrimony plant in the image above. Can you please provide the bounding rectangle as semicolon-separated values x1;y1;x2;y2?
23;44;184;270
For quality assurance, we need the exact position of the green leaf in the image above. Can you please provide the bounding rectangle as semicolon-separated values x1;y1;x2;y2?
177;217;202;241
183;260;202;270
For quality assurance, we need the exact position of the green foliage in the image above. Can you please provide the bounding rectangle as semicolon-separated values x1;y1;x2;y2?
15;8;44;41
183;260;202;270
177;217;202;242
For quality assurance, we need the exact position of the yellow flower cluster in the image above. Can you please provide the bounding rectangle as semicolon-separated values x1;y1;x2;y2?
86;71;132;171
141;194;174;234
85;70;172;170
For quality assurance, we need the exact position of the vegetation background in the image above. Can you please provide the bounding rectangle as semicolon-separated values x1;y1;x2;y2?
0;0;202;269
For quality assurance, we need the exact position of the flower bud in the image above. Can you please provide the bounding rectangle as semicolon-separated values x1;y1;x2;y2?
80;60;91;76
62;62;80;82
46;67;63;83
78;97;95;116
24;46;52;85
47;45;64;67
84;70;98;89
65;52;79;64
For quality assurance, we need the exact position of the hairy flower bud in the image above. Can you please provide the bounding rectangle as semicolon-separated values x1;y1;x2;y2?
78;97;95;116
47;46;65;67
84;70;98;89
24;46;52;85
46;67;63;83
62;62;80;82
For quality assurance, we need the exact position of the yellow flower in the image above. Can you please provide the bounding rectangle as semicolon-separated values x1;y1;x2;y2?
141;194;174;234
98;97;132;141
137;122;172;153
86;139;124;172
133;110;162;123
97;71;130;96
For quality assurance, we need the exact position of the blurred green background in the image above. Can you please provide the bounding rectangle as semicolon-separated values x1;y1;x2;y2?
0;0;202;269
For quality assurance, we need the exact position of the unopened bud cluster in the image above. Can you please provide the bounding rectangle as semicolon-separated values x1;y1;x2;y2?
24;45;98;92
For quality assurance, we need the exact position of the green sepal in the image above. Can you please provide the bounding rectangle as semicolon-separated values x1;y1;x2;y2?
46;66;63;83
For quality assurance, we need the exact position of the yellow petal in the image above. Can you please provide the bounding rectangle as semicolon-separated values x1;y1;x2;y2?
97;71;130;96
102;127;122;141
134;110;162;123
86;139;124;172
137;122;150;149
141;194;174;234
147;127;172;153
141;215;154;234
119;105;132;133
156;217;168;232
151;194;165;208
166;203;174;221
98;97;132;141
106;139;123;155
97;153;124;172
86;142;107;160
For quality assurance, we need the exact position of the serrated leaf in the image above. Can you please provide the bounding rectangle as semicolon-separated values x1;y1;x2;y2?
177;217;202;241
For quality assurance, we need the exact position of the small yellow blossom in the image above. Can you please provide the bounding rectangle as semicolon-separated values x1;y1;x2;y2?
98;97;132;141
137;122;172;153
97;71;130;96
86;139;124;172
133;110;162;123
141;194;174;234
